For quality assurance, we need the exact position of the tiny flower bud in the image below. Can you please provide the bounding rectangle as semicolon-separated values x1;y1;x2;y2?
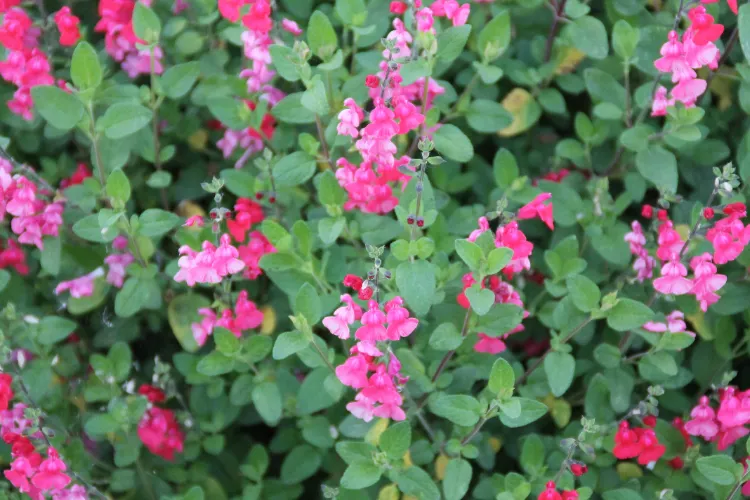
641;204;653;219
643;415;657;428
384;270;392;279
407;215;415;225
703;207;715;219
269;193;277;204
416;217;424;227
365;75;380;88
255;192;264;200
570;463;588;477
368;271;375;279
657;209;668;221
390;1;408;14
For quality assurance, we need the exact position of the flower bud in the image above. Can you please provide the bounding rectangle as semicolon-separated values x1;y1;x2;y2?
703;207;714;219
641;205;653;219
570;463;588;477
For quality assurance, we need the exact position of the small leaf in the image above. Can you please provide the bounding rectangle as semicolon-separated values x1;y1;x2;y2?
544;351;576;397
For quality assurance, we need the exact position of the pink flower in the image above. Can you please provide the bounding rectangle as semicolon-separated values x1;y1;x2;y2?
0;9;33;51
336;353;371;389
717;387;750;428
517;193;554;230
122;46;164;79
218;0;248;22
237;231;275;280
346;396;376;422
55;268;104;298
452;3;471;25
183;215;204;227
671;77;707;106
138;407;184;461
643;310;694;337
281;18;302;36
233;290;264;331
690;252;726;311
53;7;81;47
468;216;490;242
337;98;364;138
191;308;216;346
384;296;419;340
416;8;434;32
355;300;388;342
213;234;245;276
653;259;693;295
685;396;719;439
656;221;684;261
31;448;70;491
495;221;533;277
474;333;506;354
706;209;750;264
104;252;134;288
651;86;674;117
323;294;363;340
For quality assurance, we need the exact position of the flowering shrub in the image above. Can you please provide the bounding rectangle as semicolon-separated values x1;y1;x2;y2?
6;0;750;499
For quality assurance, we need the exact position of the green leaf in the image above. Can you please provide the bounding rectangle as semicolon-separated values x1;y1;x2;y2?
602;490;643;500
317;170;346;205
160;62;200;99
31;86;84;130
106;169;131;204
273;331;311;359
739;4;750;63
207;97;249;130
392;466;440;500
319;217;345;245
84;414;119;437
341;463;382;489
269;45;301;82
273;152;316;187
146;171;172;189
272;93;317;124
40;237;61;276
434;124;474;163
114;278;151;317
0;270;9;293
428;393;482;426
488;357;515;395
606;298;654;332
336;441;376;465
544;351;576;397
429;323;463;351
455;239;483;271
487;247;513;275
464;286;495;316
443;459;472;500
139;209;181;237
197;352;234;376
132;3;161;44
214;327;240;355
109;342;132;382
636;145;678;193
476;303;524;335
395;260;436;317
220;169;254;197
400;59;432;86
380;421;411;459
335;0;367;26
71;42;102;90
696;455;742;485
493;149;518;188
569;16;609;60
437;25;471;64
467;100;513;133
612;20;640;60
98;104;153;139
566;275;600;312
301;78;330;115
38;316;77;345
498;398;548;428
477;10;511;61
307;11;338;60
281;445;322;484
294;283;322;325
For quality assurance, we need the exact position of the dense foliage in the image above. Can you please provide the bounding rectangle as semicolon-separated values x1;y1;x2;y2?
4;0;750;499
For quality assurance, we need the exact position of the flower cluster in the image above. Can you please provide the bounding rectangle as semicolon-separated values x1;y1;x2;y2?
136;384;185;461
612;419;666;466
0;161;64;251
55;237;135;298
95;0;164;78
642;310;695;337
0;7;54;120
684;388;750;450
624;221;656;282
325;294;418;421
335;156;412;214
651;4;729;115
0;374;88;499
174;234;245;286
191;290;264;346
227;198;265;243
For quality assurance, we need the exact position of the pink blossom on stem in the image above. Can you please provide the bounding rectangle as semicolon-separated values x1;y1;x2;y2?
517;193;554;230
55;268;104;299
653;259;693;295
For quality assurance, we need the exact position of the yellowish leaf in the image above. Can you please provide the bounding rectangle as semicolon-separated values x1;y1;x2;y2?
498;88;542;138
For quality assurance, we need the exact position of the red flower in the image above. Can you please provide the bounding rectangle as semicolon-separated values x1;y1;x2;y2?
0;373;13;411
538;482;562;500
688;6;724;45
138;384;166;404
668;457;685;469
365;75;380;88
343;274;364;291
657;209;668;221
137;407;184;461
613;422;642;459
227;198;264;243
60;163;92;188
642;415;657;428
723;202;747;217
358;286;373;300
53;6;81;46
634;428;666;465
641;205;653;219
390;1;408;14
570;463;587;476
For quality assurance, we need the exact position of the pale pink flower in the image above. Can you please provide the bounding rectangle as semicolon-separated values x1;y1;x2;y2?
415;8;434;32
281;18;302;36
337;98;364;138
690;252;726;311
384;296;419;340
517;192;554;230
653;259;693;295
55;268;104;298
104;253;134;288
468;216;490;242
685;396;719;439
183;215;204;227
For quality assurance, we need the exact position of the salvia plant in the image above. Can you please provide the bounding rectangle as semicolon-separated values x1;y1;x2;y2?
5;0;750;499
